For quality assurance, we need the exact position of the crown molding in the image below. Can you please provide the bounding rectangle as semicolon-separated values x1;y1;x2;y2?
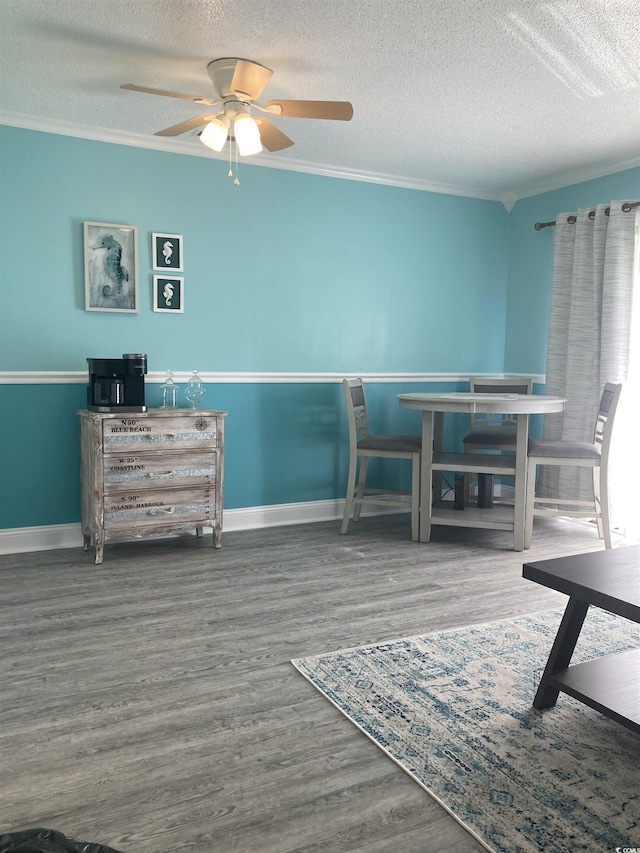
0;111;502;203
5;112;633;208
508;156;640;203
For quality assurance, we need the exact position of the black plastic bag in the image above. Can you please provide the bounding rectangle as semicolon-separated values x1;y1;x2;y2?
0;828;124;853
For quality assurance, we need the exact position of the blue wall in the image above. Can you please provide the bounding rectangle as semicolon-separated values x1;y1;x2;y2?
0;378;468;528
1;124;637;531
0;126;509;373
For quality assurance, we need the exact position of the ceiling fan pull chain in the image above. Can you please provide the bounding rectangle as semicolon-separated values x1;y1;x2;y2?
234;142;240;186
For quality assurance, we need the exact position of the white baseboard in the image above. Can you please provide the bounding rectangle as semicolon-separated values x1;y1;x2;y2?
4;495;630;556
0;523;86;555
0;499;405;555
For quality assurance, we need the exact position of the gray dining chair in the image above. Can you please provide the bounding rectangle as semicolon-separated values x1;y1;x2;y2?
524;382;622;549
341;378;422;541
462;376;534;504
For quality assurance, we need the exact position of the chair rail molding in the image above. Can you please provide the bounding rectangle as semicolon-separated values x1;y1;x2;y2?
0;371;546;385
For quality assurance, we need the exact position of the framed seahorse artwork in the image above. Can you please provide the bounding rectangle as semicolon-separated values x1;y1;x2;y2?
153;275;184;313
152;232;183;272
84;222;138;313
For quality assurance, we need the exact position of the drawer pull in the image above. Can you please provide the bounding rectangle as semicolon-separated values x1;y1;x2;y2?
148;471;176;479
148;507;176;515
145;432;178;440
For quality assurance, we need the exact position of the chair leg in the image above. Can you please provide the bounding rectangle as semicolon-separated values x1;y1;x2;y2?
524;460;538;549
411;452;420;542
592;465;604;540
596;464;612;549
352;456;368;521
341;453;359;534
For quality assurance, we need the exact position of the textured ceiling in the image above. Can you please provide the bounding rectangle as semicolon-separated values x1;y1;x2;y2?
1;0;639;202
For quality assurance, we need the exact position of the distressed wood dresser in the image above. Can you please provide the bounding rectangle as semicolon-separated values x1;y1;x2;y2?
78;408;226;564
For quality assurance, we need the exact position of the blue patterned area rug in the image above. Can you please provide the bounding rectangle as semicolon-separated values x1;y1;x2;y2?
292;610;640;853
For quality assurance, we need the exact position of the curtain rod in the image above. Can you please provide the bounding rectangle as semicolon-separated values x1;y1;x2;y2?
534;200;640;230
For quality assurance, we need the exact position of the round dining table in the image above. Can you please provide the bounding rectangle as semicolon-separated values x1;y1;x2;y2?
397;392;566;550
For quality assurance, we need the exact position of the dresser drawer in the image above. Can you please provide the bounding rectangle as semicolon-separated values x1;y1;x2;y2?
103;450;216;489
102;415;218;454
104;485;214;533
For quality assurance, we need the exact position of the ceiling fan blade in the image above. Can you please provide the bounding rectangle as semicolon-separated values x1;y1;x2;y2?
264;100;353;120
255;117;294;152
229;59;273;101
155;115;215;137
120;83;216;106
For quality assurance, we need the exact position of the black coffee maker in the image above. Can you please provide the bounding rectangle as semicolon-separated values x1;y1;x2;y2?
87;353;147;412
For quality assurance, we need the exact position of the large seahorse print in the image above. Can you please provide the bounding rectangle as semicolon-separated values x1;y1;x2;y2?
92;234;129;296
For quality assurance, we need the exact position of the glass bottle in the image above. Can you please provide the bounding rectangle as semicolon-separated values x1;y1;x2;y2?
185;369;205;408
159;370;178;408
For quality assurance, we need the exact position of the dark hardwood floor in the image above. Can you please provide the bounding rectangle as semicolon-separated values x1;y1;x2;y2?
0;515;618;852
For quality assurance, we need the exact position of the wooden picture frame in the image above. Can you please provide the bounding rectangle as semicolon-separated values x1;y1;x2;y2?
153;275;184;313
152;232;183;272
84;221;138;313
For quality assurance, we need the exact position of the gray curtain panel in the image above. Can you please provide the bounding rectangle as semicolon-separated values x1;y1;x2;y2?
541;200;638;505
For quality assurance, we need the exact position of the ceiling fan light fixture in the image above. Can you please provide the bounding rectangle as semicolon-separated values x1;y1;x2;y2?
233;112;262;156
200;114;230;151
122;58;353;162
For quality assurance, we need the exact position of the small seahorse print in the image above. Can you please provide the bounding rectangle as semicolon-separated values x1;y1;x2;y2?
93;234;129;296
162;281;174;306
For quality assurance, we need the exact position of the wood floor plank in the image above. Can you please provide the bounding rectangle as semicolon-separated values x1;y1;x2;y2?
0;515;617;852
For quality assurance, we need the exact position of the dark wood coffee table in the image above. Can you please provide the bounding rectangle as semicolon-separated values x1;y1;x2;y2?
523;545;640;734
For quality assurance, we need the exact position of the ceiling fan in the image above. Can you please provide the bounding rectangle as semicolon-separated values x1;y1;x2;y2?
121;57;353;157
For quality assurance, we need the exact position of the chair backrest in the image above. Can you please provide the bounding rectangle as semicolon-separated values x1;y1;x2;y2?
469;376;534;431
343;378;369;453
593;382;623;464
